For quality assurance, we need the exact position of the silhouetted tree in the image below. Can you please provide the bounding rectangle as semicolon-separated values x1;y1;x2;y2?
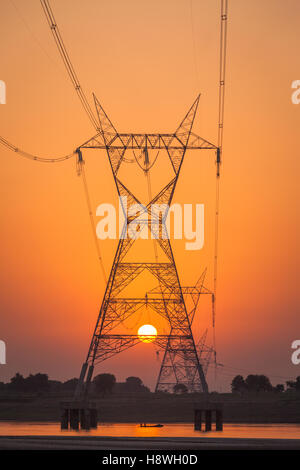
48;380;62;392
274;384;284;393
25;373;50;392
125;377;143;389
62;378;79;391
114;377;149;394
173;383;188;394
93;373;116;396
9;373;50;392
10;373;25;391
231;375;246;393
286;376;300;391
245;374;272;393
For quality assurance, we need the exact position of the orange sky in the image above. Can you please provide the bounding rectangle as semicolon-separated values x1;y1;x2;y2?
0;0;299;391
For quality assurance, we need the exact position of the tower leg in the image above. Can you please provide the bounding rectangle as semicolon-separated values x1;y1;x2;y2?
155;336;208;393
74;362;88;400
84;365;94;397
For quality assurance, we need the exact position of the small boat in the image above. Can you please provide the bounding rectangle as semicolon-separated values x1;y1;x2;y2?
140;423;164;428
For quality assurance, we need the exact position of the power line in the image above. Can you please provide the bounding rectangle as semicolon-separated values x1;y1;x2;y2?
0;0;99;162
220;364;296;382
9;0;63;72
0;136;74;163
212;0;228;366
189;0;200;91
217;0;228;152
40;0;99;131
1;3;107;283
76;151;107;284
39;1;107;282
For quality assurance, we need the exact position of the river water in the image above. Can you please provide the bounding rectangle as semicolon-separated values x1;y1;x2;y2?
0;422;299;439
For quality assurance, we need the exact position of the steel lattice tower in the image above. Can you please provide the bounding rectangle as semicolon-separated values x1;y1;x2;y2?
75;95;218;398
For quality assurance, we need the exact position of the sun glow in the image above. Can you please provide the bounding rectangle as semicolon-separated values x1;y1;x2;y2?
138;324;157;343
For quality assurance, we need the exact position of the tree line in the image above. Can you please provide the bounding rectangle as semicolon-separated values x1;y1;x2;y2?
1;372;300;394
231;374;300;393
0;372;150;395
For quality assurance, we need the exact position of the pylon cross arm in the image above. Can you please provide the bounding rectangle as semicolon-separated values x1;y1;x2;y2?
92;335;195;364
80;132;217;150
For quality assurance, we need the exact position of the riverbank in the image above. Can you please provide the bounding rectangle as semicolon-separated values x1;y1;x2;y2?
0;392;299;423
0;435;300;450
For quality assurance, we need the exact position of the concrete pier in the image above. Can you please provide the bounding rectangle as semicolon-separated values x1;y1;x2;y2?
216;409;223;431
194;403;223;432
90;408;98;428
69;408;79;430
205;409;212;431
60;408;69;430
194;409;202;431
80;408;90;430
60;401;97;430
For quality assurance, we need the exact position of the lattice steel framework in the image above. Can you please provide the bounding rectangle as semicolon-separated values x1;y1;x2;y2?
75;95;218;398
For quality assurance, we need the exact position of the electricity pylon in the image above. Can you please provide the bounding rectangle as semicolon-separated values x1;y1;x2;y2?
74;95;218;398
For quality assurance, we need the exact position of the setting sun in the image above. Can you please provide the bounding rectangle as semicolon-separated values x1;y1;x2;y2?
138;325;157;343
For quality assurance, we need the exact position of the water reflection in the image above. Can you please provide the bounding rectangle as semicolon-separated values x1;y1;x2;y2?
0;422;299;439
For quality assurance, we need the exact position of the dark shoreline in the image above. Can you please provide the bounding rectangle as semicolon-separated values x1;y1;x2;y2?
1;418;300;424
0;435;300;450
0;392;299;424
